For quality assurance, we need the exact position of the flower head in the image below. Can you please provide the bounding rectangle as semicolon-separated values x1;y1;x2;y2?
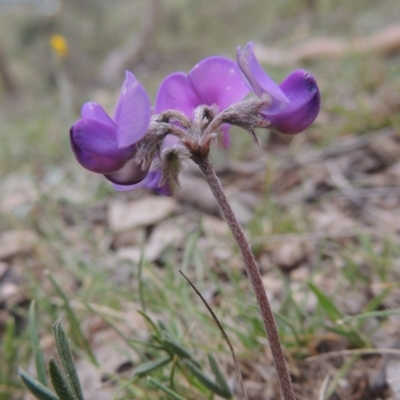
155;56;249;146
70;71;151;185
237;42;320;134
111;134;180;196
50;34;69;58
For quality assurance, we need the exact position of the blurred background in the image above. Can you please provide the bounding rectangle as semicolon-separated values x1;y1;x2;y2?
1;0;400;171
1;1;400;399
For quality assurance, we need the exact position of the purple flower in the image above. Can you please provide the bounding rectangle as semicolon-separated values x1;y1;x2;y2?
155;56;249;146
111;135;180;196
70;71;151;186
237;42;321;134
112;169;172;196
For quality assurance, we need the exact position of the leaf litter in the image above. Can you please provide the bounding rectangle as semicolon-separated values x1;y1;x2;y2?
4;123;399;399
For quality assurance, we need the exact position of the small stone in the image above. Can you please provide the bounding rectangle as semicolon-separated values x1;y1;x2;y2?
144;220;185;261
262;273;284;301
0;230;37;260
108;197;178;232
270;240;307;270
116;247;142;263
0;282;19;302
0;262;8;278
202;216;229;237
290;266;309;281
117;220;185;262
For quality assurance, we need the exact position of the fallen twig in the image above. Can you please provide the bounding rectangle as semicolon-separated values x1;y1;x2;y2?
307;348;400;362
277;127;395;170
318;374;331;400
254;24;400;66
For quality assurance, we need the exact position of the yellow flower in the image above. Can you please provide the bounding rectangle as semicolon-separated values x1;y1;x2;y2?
50;34;69;58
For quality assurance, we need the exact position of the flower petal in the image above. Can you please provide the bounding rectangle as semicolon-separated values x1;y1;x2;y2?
111;169;161;191
279;70;318;107
220;124;231;148
72;119;135;160
81;102;115;128
161;134;180;150
113;71;151;148
237;42;288;108
104;157;149;186
155;182;173;197
267;71;321;134
70;128;125;173
155;72;200;117
189;56;249;112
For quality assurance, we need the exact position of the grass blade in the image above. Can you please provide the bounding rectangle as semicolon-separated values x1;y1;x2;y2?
362;289;390;314
323;325;367;348
84;301;141;356
48;358;76;400
147;376;188;400
136;310;161;338
53;322;84;400
179;269;247;399
138;247;146;312
325;355;358;398
29;301;48;386
183;359;232;399
274;311;303;346
207;354;231;397
47;272;97;366
134;355;172;376
19;369;59;400
181;231;200;271
337;308;400;324
3;317;17;385
308;282;343;322
161;334;192;360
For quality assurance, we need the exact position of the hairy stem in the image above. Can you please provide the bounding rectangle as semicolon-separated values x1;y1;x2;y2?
194;156;295;400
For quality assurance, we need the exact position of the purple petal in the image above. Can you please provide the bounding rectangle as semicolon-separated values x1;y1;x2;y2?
81;102;115;128
104;157;150;186
155;182;173;197
112;169;161;191
113;71;151;148
70;128;125;173
237;42;288;108
72;119;135;160
220;124;231;148
188;56;249;112
155;72;200;117
161;134;180;150
279;70;317;105
112;168;173;196
266;71;321;134
144;170;173;197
